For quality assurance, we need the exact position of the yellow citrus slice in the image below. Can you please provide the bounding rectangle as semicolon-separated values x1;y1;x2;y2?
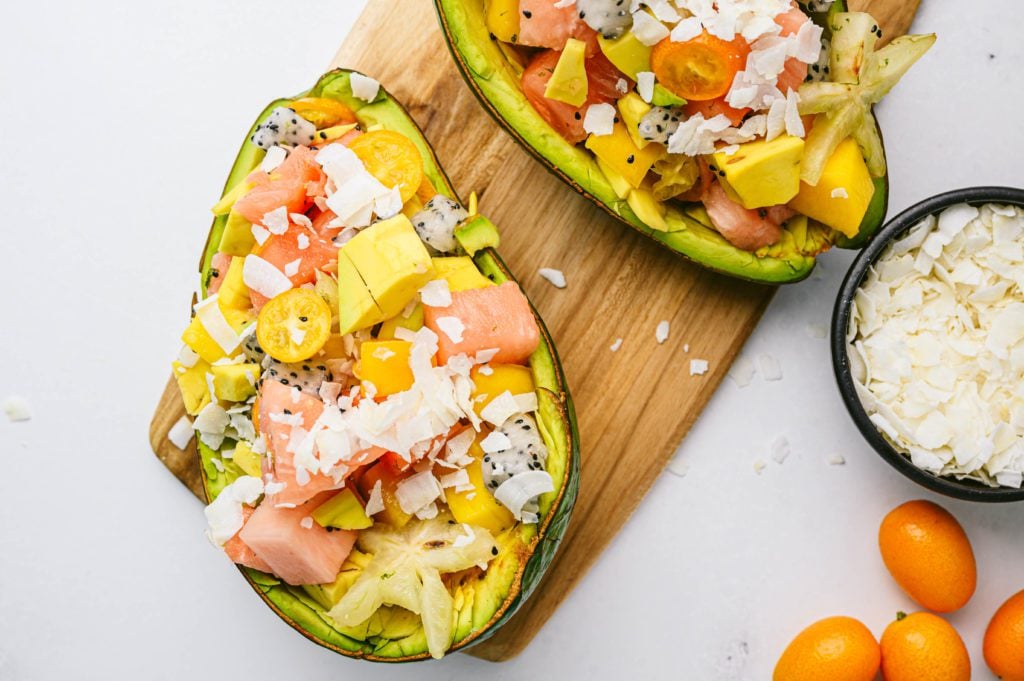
256;288;332;363
348;130;424;203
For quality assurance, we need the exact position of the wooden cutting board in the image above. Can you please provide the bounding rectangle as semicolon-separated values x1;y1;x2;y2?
150;0;920;661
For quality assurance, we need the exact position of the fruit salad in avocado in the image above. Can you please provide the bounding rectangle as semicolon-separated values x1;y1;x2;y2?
435;0;935;282
172;70;578;661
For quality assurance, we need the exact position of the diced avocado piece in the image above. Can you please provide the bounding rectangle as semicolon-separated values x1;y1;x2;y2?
585;122;664;189
788;137;875;238
651;84;687;107
231;440;263;478
454;215;500;255
218;209;255;256
173;358;211;415
181;306;252;363
712;135;805;209
217;257;251;311
597;31;652;79
595;157;632;199
544;38;589;106
446;442;515;533
627;185;668;231
312;488;374;530
211;179;254;216
617;93;653;150
336;251;385;335
210;362;260;402
357;340;414;396
378;305;425;340
431;256;494;291
485;0;520;43
341;214;436;320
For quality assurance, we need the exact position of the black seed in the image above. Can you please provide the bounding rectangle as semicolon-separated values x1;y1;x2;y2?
491;546;499;556
319;131;327;139
758;209;768;218
290;371;298;378
298;316;308;322
627;154;635;164
489;32;496;40
303;364;311;371
522;9;531;18
281;379;290;385
574;112;582;120
515;418;525;425
283;409;292;414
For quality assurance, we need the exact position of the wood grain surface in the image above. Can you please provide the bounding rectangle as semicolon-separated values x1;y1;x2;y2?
150;0;920;661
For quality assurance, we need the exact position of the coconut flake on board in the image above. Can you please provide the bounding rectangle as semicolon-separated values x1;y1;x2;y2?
2;396;31;422
538;268;567;289
168;415;195;450
349;73;380;102
850;203;1024;488
655;320;670;344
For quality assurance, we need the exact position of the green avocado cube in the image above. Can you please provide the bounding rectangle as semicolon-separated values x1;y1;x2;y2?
544;38;589;106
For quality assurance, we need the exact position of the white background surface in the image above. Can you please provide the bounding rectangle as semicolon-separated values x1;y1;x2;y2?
1;1;1022;679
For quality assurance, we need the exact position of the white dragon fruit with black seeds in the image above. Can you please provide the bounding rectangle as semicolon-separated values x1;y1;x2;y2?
638;106;683;145
482;413;549;518
806;36;831;82
262;360;335;396
241;328;266;364
576;0;632;39
410;195;468;253
250;107;317;150
799;0;835;12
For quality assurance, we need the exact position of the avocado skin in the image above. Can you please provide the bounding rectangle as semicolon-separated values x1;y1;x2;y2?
433;0;890;284
196;69;579;662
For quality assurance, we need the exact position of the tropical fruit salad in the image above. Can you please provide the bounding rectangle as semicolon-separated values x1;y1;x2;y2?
171;71;577;660
459;0;933;273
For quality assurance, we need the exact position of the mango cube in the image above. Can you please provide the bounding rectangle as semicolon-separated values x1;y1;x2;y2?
210;362;260;402
431;257;494;292
486;0;520;43
231;440;263;478
339;215;435;329
217;256;251;311
357;340;414;396
598;31;652;80
336;251;384;335
470;364;535;416
712;135;805;209
788;138;875;238
173;358;211;415
312;488;373;530
446;442;515;533
617;93;653;150
586;122;664;189
181;306;252;364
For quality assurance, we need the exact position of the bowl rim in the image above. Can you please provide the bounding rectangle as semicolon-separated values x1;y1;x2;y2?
831;186;1024;502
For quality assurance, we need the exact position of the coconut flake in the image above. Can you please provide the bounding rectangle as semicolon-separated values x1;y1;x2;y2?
759;354;783;381
631;10;671;45
395;470;442;514
419;279;452;308
831;187;850;199
480;430;512;454
610;338;623;352
251;224;271;246
243;254;293;300
435;316;465;343
168;415;195;450
537;267;567;289
480;391;520;427
493;471;554;521
364;480;385;516
655;320;670;344
203;475;264;546
261;206;290;235
728;357;755;387
2;396;31;422
771;436;791;464
671;16;704;42
349;73;381;102
689;359;709;376
283;258;302;277
583;103;616;136
637;72;656;103
260;145;288;173
194;295;242;353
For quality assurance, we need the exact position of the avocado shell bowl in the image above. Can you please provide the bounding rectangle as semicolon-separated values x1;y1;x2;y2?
194;69;580;661
831;186;1024;503
432;0;889;284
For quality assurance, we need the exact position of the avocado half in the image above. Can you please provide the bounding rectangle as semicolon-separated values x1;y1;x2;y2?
433;0;889;283
193;69;580;662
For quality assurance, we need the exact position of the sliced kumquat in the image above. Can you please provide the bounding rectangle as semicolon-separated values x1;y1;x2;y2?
256;288;332;362
348;130;425;202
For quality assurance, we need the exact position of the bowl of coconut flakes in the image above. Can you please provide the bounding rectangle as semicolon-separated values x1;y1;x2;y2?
833;187;1024;502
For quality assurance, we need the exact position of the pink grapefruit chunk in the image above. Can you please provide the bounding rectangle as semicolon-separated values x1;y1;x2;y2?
518;0;597;51
233;146;326;224
258;379;339;507
238;492;357;585
424;281;540;365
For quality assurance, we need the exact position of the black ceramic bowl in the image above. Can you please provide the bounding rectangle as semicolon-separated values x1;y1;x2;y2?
832;186;1024;502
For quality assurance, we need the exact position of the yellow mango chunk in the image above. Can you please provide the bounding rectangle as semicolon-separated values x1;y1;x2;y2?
431;257;494;292
340;214;435;323
231;441;263;478
336;251;385;335
446;442;516;534
357;340;414;396
317;333;350;359
181;306;252;364
486;0;520;43
788;138;875;238
626;185;668;231
470;364;535;416
378;305;424;340
712;135;805;209
173;358;211;416
585;122;664;189
210;363;260;402
617;92;653;150
217;257;251;311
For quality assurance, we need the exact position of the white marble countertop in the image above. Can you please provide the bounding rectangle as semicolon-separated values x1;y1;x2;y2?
1;1;1021;678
